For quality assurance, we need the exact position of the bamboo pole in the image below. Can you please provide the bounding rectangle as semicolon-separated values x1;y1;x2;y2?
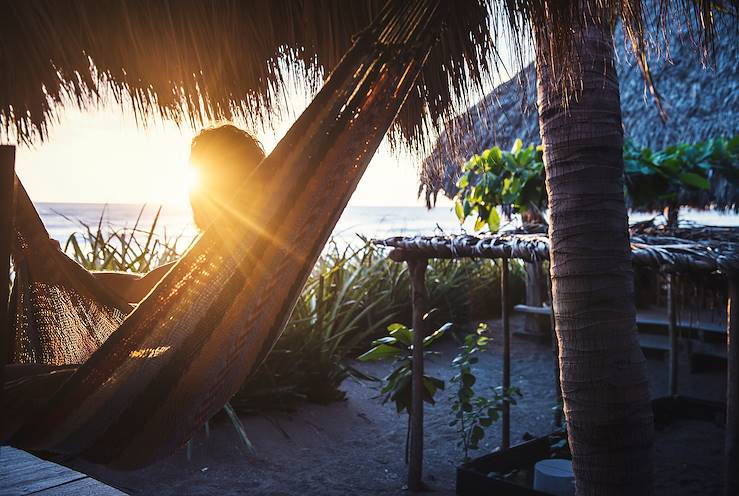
726;276;739;496
667;274;678;397
407;258;428;491
0;146;15;406
501;257;510;449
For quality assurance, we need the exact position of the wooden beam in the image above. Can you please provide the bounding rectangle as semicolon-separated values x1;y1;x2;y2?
0;145;15;407
667;274;678;397
407;258;428;491
501;257;510;449
726;276;739;496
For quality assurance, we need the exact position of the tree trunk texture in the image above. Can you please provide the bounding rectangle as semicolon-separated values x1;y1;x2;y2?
534;9;655;496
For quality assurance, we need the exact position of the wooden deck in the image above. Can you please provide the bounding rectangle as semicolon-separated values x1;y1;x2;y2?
0;446;127;496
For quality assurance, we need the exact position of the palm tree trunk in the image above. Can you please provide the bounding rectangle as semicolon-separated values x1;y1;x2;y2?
534;8;655;496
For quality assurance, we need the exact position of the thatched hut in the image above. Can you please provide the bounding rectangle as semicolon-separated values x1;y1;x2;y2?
420;17;739;207
0;0;495;150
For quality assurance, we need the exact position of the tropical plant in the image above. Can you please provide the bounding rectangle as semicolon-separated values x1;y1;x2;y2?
624;135;739;223
233;240;403;410
358;322;447;415
455;136;739;233
453;139;545;232
59;205;188;272
449;323;521;461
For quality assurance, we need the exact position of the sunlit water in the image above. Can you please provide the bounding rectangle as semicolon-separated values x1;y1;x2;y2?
38;203;737;254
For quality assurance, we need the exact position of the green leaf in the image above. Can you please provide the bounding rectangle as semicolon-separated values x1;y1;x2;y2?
487;208;500;233
423;323;450;347
357;344;402;362
454;201;465;222
462;373;476;388
679;172;710;189
511;139;522;154
389;325;413;346
471;425;485;442
457;174;469;189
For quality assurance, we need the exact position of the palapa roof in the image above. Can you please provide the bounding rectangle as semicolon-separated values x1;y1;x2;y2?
373;228;739;275
420;14;739;206
2;1;724;157
0;0;494;148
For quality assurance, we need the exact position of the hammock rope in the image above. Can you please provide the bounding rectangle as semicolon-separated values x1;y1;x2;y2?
3;0;444;468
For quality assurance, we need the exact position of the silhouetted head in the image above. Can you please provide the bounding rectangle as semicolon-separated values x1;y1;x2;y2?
188;124;266;230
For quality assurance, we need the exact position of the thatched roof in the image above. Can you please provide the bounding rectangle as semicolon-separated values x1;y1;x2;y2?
1;1;725;156
420;14;738;205
0;0;494;147
373;230;739;275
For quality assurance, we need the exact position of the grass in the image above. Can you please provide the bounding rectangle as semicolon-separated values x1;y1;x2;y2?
63;215;525;413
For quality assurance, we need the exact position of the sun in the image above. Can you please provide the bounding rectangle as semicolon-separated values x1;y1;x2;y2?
185;167;201;192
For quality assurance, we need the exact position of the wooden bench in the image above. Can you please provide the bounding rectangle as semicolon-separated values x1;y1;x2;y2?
513;304;727;359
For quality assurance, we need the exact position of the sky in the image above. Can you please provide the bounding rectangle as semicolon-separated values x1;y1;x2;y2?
14;95;450;209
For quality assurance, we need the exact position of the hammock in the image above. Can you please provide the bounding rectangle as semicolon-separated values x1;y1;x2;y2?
2;0;444;468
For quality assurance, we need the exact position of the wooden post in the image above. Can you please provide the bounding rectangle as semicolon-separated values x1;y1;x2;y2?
501;257;510;449
667;274;678;397
407;258;428;491
726;276;739;496
523;262;547;338
0;146;16;406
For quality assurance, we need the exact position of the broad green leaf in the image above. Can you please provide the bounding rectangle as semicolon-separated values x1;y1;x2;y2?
487;208;500;233
389;325;413;346
357;344;402;362
454;201;465;222
511;138;522;154
424;322;452;347
679;172;710;189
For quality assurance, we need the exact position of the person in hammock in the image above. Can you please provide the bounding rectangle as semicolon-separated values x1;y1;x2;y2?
87;124;266;304
3;125;266;440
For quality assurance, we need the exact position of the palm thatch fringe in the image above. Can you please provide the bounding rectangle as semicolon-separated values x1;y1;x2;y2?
374;230;739;274
1;0;494;149
1;1;724;157
419;12;738;205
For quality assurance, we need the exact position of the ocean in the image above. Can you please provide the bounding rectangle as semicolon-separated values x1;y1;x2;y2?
37;203;470;251
37;203;737;252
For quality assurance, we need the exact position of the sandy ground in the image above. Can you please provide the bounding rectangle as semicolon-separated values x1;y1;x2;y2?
65;315;726;496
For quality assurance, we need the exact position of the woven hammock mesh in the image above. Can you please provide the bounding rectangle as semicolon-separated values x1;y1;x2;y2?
10;186;129;366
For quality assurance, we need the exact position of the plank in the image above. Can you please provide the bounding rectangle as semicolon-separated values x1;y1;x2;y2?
638;334;726;359
0;447;127;496
31;476;127;496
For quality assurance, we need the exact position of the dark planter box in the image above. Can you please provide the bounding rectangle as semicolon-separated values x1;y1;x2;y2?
456;434;560;496
457;396;725;496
